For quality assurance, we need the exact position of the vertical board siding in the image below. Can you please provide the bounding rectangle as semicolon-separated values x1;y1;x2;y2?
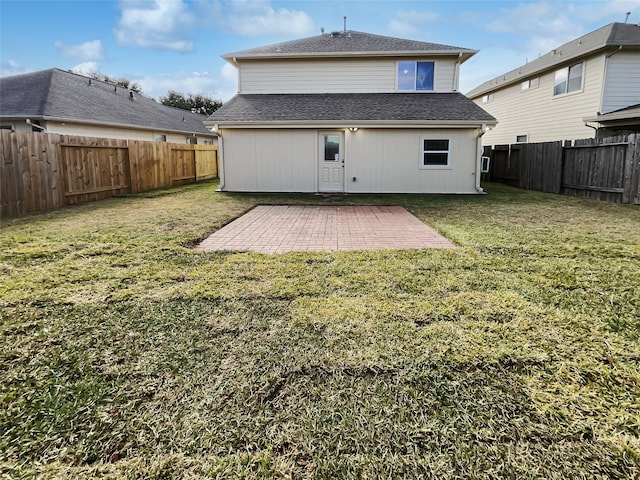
1;130;218;218
602;52;640;113
486;134;640;203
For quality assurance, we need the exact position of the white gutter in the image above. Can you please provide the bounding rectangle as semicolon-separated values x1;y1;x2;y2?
453;52;463;92
475;124;489;193
215;127;226;191
211;120;498;129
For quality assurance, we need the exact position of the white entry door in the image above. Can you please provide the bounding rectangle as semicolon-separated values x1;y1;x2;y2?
318;131;344;192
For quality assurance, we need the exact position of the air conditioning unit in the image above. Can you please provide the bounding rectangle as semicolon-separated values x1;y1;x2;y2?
480;156;490;173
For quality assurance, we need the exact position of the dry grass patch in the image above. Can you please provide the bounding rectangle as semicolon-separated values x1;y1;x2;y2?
1;181;639;478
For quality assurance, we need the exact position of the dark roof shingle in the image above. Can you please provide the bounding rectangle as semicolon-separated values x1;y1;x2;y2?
0;68;214;136
224;30;475;60
207;93;496;124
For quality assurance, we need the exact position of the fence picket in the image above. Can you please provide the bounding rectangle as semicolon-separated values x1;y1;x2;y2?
487;134;640;204
0;131;218;218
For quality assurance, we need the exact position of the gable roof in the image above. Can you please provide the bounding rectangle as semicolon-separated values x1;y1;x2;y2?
467;22;640;98
0;68;215;136
223;30;477;63
206;93;496;126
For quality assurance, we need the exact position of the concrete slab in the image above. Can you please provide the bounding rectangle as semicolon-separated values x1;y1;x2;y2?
198;205;456;254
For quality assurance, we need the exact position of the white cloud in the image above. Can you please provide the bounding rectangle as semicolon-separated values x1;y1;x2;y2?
460;48;526;94
388;9;441;37
568;0;640;22
485;2;584;58
0;60;25;77
71;62;100;76
54;40;105;61
210;0;315;36
114;0;195;51
134;66;236;102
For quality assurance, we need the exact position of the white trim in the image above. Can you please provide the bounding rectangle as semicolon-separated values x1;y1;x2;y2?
419;136;452;169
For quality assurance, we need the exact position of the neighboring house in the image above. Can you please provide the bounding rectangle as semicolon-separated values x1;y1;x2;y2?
0;68;217;144
205;29;496;194
584;103;640;138
467;22;640;145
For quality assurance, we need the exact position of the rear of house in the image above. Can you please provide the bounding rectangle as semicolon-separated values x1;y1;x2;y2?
207;30;496;194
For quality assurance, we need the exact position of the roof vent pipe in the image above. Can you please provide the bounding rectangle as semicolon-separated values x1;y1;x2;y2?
344;16;347;32
130;91;134;99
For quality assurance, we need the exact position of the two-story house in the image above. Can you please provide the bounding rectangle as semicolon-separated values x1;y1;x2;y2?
467;22;640;145
0;69;217;144
205;29;496;194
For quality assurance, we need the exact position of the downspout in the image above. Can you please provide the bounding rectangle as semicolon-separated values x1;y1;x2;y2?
452;52;463;92
216;128;225;191
475;124;488;193
26;119;46;132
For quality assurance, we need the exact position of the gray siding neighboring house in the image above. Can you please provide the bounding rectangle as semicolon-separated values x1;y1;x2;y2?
0;68;217;144
467;23;640;145
206;30;496;194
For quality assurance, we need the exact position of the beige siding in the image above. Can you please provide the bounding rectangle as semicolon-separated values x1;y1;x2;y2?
346;128;479;193
221;127;480;193
473;54;606;145
42;121;215;144
602;51;640;113
221;129;317;192
239;58;458;93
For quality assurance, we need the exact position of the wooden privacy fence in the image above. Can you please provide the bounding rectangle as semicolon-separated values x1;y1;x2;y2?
483;134;640;204
1;130;218;218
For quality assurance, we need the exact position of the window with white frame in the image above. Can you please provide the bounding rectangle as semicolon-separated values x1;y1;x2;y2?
397;61;435;91
516;134;528;143
421;138;450;168
482;93;494;103
521;77;539;91
554;63;583;96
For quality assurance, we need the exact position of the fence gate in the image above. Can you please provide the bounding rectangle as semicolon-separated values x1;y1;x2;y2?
171;147;196;186
61;140;131;205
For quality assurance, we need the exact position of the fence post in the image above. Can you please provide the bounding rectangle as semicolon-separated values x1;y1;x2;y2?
622;133;639;204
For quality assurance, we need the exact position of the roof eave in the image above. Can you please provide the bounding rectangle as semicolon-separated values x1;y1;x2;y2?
206;119;496;128
2;115;217;137
223;49;478;62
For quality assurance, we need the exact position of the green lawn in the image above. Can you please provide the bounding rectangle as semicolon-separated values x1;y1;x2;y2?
1;181;639;479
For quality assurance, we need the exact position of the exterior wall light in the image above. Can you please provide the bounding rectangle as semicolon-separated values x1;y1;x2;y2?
349;127;359;132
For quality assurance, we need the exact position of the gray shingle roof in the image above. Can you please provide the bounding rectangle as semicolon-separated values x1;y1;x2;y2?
467;22;640;98
223;30;476;61
0;68;215;136
206;93;496;125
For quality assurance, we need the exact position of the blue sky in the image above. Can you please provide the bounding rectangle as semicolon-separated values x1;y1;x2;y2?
1;0;639;101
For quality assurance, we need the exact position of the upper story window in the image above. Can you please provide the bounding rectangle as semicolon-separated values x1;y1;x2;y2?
554;63;583;96
521;77;539;91
397;61;434;91
482;93;494;103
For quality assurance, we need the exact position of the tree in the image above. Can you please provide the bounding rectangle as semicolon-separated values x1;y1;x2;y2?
85;71;143;93
160;91;223;116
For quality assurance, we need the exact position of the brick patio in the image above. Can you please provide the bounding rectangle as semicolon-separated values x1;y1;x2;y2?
197;205;456;254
